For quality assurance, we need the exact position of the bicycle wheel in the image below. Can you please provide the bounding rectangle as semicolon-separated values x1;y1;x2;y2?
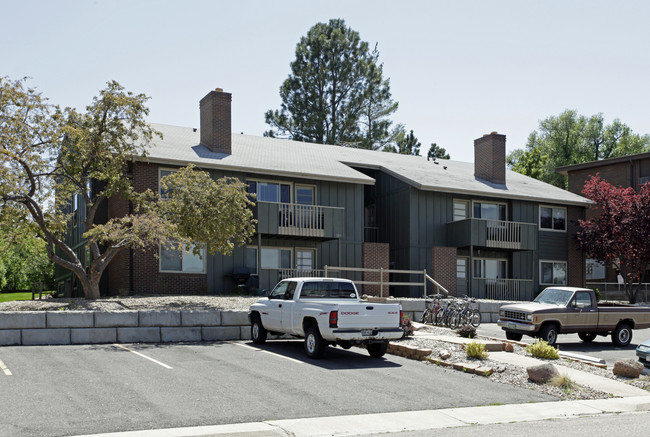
434;308;445;326
470;309;481;327
421;309;431;324
449;310;460;329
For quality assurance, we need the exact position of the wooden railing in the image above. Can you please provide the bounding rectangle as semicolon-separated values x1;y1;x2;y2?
475;278;534;301
484;220;523;249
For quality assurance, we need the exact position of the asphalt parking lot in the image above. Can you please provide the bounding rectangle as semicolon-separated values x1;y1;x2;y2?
0;340;555;437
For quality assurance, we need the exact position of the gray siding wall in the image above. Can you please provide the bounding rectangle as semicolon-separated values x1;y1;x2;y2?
205;169;364;293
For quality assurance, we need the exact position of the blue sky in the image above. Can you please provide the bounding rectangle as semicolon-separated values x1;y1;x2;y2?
4;0;650;162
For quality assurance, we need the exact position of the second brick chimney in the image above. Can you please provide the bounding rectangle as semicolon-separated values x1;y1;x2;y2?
474;132;506;185
200;88;231;154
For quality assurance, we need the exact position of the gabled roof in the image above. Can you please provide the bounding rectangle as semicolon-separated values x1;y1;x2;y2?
145;123;591;206
556;152;650;175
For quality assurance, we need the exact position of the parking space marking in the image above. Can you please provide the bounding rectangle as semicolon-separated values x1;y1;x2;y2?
113;344;173;369
229;341;304;364
0;359;12;376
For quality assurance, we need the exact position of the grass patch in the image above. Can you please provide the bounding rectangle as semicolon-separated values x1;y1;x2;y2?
0;292;35;303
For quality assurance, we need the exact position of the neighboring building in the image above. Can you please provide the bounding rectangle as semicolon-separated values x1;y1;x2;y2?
557;153;650;285
57;88;591;300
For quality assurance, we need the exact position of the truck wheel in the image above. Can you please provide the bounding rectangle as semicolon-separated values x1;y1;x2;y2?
537;324;558;346
367;342;388;358
505;331;523;341
304;327;326;358
251;316;267;344
578;332;597;343
612;323;633;347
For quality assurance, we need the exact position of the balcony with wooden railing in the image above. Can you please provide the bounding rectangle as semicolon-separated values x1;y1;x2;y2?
472;278;534;301
447;218;537;250
255;202;345;240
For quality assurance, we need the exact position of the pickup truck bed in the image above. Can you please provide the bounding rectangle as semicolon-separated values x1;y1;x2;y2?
248;277;403;358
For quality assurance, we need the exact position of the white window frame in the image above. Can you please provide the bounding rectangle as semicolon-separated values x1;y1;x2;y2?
159;243;206;274
246;178;293;203
453;199;470;221
473;258;508;279
295;184;317;205
586;258;606;280
472;200;508;221
246;246;293;271
296;248;317;270
539;260;567;285
539;205;567;232
158;167;178;198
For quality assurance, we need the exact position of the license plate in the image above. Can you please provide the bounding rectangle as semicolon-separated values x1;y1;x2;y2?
361;329;373;336
508;323;516;330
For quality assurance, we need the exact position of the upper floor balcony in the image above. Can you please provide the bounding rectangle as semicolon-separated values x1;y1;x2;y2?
446;218;537;251
254;202;345;240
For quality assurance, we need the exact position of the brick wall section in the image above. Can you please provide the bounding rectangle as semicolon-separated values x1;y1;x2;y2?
474;133;506;185
567;205;585;287
199;89;231;154
107;194;131;295
113;162;208;295
431;246;457;296
362;243;389;296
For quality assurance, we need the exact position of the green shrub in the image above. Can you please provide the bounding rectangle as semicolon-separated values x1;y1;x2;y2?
526;339;560;359
456;324;476;338
465;341;489;359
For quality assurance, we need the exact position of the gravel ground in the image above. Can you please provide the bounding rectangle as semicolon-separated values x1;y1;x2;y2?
3;295;649;401
400;323;650;401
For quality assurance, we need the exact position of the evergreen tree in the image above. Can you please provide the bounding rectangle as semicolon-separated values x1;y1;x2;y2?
265;19;400;150
427;143;450;160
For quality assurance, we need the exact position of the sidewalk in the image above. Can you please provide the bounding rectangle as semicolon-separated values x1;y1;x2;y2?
75;396;650;437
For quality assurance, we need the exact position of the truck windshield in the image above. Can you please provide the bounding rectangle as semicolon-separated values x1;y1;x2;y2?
533;288;573;306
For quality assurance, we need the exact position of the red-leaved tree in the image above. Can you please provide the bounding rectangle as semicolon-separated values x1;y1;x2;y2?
577;175;650;303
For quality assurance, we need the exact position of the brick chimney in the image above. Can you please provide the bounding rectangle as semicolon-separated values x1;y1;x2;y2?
474;132;506;185
199;88;231;154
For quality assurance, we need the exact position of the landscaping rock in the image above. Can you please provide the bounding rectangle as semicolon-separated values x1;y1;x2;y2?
439;349;451;360
613;359;644;378
526;363;559;383
504;343;514;352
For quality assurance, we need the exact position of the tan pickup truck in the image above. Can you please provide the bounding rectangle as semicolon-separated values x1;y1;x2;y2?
497;287;650;346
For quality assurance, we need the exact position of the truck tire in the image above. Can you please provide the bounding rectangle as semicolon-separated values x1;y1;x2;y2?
578;332;597;343
537;324;558;346
304;326;326;358
367;342;388;358
612;323;633;347
250;316;267;344
505;331;523;341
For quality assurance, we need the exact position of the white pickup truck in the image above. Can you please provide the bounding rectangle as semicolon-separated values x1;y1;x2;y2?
248;277;403;358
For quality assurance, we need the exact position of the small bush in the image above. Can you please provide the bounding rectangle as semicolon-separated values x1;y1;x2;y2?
526;339;560;359
549;373;575;391
465;341;489;359
456;324;476;338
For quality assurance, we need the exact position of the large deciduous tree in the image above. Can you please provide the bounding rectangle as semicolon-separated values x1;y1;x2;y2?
0;77;255;299
507;110;650;188
576;175;650;303
264;19;402;150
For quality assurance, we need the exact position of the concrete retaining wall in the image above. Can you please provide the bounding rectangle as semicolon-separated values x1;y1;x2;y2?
0;299;516;346
0;310;252;346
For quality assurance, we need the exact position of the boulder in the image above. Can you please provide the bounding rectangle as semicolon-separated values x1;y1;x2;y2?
526;363;559;383
439;350;451;360
612;359;644;378
504;343;514;353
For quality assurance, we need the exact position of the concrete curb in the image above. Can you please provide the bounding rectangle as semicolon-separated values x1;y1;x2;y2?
72;396;650;437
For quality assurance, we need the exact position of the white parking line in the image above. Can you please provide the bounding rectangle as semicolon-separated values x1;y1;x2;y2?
113;344;173;369
0;359;12;376
229;341;304;364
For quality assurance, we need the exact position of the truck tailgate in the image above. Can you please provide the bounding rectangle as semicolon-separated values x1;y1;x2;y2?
336;303;401;329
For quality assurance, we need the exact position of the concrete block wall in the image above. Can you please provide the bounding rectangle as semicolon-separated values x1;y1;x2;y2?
0;310;253;346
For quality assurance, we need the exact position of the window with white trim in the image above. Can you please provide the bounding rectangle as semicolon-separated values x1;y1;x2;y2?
159;168;177;198
245;247;292;270
247;180;290;203
586;258;606;280
160;243;205;273
473;201;506;221
540;260;567;285
473;258;507;279
540;206;566;231
453;200;469;221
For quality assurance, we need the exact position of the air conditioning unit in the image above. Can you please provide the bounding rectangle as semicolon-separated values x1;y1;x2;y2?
639;176;650;186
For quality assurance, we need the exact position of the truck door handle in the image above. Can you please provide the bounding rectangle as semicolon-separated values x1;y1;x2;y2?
278;304;282;308
366;306;374;310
